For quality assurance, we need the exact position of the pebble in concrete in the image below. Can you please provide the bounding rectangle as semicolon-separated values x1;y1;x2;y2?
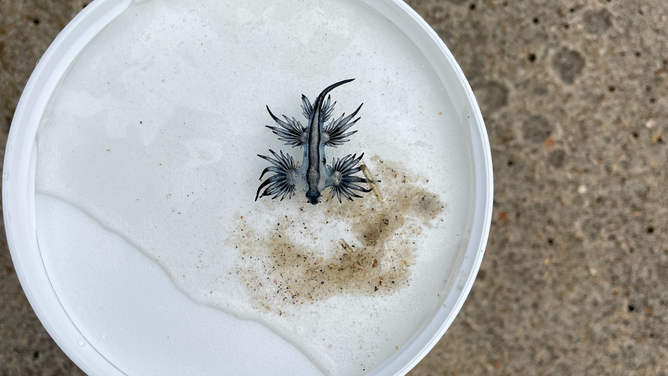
552;47;585;84
583;8;613;35
522;114;553;143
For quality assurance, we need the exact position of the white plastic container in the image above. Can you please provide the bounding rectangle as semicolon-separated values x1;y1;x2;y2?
3;0;493;375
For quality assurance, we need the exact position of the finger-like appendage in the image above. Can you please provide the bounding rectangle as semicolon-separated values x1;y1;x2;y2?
256;150;301;201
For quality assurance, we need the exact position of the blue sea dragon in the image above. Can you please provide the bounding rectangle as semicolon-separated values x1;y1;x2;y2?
255;79;373;205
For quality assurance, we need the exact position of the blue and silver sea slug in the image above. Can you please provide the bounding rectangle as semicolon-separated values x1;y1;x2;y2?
256;78;375;205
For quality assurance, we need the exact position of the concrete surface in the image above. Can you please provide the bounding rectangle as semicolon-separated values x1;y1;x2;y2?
1;0;667;375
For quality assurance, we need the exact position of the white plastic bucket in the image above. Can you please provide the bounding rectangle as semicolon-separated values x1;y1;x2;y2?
3;0;493;374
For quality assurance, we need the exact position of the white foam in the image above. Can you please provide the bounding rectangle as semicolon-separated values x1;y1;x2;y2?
35;0;473;375
36;194;323;376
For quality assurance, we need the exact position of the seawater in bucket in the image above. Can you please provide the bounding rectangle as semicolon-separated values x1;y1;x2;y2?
3;0;493;375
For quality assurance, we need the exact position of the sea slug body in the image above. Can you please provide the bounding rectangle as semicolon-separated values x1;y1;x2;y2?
256;79;376;205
